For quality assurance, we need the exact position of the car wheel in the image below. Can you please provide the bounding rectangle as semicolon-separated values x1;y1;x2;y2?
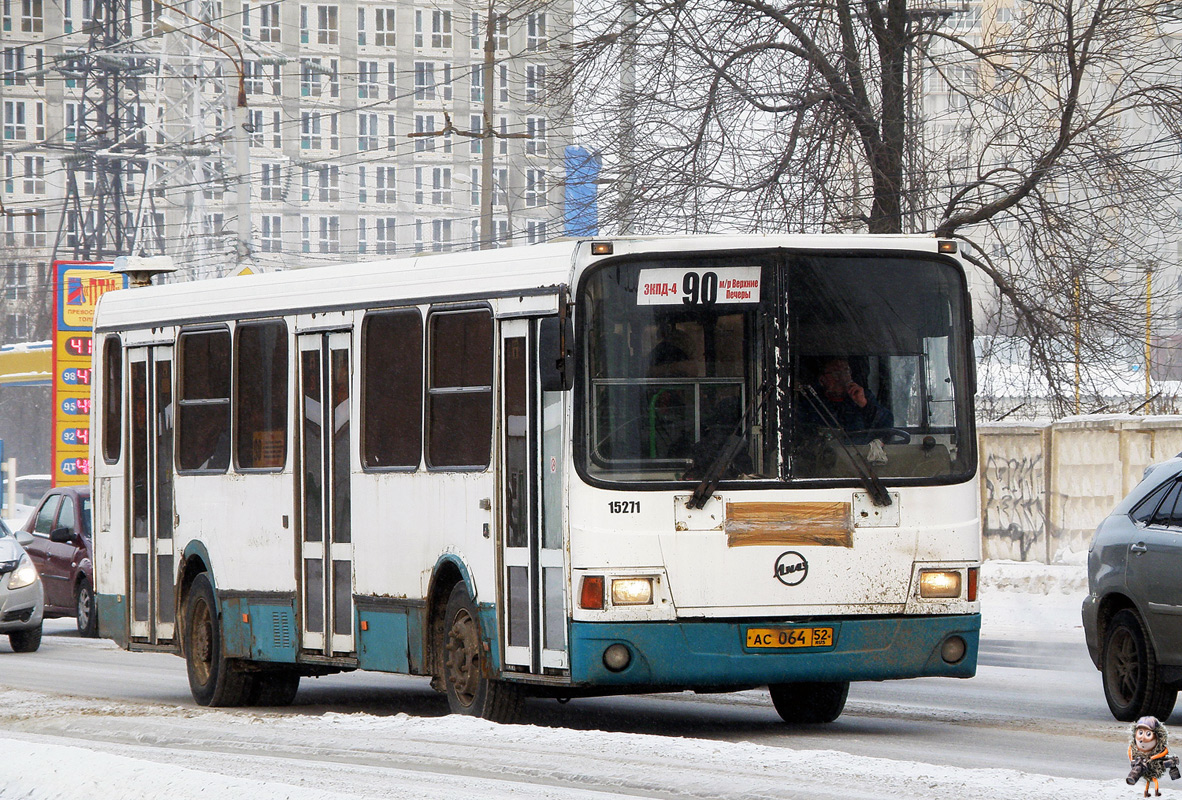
1102;608;1177;721
75;580;98;638
184;573;254;707
440;583;523;722
769;681;850;723
9;623;42;653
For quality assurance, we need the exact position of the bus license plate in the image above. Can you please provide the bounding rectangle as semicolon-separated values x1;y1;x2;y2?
746;627;834;649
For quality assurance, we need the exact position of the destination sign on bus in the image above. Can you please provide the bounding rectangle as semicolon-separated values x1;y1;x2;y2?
636;266;762;306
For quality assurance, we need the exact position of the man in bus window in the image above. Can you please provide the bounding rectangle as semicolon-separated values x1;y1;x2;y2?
799;356;893;435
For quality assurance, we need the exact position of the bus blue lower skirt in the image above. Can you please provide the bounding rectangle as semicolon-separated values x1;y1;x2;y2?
568;614;980;687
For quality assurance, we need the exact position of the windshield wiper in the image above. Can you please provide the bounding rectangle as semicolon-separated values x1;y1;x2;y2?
686;381;768;510
801;386;893;507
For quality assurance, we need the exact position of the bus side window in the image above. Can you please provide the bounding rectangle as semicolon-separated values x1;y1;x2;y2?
178;329;231;472
362;309;423;469
235;321;289;470
426;308;492;469
102;335;122;462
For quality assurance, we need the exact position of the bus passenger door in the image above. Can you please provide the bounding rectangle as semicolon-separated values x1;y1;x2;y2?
126;346;176;644
500;318;568;675
297;332;354;656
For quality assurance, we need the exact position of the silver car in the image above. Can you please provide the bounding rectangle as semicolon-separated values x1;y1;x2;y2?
1084;456;1182;721
0;518;44;652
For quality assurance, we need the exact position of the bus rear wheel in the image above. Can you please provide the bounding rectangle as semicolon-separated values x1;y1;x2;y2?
441;583;523;723
769;681;849;724
184;573;253;707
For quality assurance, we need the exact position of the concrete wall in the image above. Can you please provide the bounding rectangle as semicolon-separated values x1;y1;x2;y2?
979;416;1182;563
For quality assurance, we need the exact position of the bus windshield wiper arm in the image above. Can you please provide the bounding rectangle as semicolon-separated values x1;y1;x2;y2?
686;381;767;510
802;386;892;507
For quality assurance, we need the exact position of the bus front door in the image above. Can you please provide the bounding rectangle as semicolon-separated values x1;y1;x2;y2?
126;345;176;644
297;332;354;657
500;318;569;675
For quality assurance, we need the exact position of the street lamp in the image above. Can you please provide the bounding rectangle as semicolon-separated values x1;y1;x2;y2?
155;4;252;264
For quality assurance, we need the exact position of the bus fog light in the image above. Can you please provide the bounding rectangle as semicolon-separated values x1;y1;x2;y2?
611;578;653;606
919;570;961;599
941;636;967;664
603;643;632;672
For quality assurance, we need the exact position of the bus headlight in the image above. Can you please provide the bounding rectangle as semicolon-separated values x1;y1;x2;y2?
919;570;961;599
7;554;38;590
611;578;653;605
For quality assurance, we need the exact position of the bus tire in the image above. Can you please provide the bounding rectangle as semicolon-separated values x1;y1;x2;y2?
769;680;849;724
250;671;301;706
184;573;253;707
441;582;523;723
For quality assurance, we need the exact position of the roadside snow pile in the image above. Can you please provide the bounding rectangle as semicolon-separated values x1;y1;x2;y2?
980;559;1086;635
980;559;1088;595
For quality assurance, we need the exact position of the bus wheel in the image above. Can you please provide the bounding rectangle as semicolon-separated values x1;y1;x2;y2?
250;671;301;706
441;583;522;723
768;681;849;724
184;573;253;707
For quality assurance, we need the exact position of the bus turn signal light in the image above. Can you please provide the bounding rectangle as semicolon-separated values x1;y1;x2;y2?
967;567;979;602
919;570;962;598
580;576;605;609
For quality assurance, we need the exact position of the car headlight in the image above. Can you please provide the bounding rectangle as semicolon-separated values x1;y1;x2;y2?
7;554;38;590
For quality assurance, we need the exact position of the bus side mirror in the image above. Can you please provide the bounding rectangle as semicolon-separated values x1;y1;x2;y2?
539;316;573;392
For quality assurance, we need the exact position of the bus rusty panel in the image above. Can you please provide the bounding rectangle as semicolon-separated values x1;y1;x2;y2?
723;501;853;547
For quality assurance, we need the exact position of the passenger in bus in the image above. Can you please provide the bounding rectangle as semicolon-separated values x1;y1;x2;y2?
798;356;893;437
645;327;698;459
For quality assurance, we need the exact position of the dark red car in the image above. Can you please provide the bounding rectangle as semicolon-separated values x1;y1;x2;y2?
20;487;96;637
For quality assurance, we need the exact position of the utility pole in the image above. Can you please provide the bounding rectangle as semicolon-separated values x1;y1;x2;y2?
408;4;527;250
52;0;158;262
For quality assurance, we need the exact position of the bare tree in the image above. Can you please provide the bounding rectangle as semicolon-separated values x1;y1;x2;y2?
560;0;1182;415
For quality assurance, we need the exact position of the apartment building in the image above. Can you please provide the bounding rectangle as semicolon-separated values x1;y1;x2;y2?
0;0;572;341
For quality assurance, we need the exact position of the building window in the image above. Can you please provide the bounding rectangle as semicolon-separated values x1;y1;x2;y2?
319;215;339;253
387;62;398;100
301;111;322;149
527;12;546;50
22;155;43;194
248;109;264;146
235;321;288;470
414;61;436;101
3;100;26;140
432;167;452;205
470;167;480;206
527;220;547;244
414;114;435;151
431;219;451;251
302;216;311;252
376;166;395;203
261;215;282;251
494;167;507;206
386;114;397;150
526;169;547;207
2;46;24;86
470;114;482;154
317;4;338;44
359;61;378;98
272;111;282;147
376;217;396;254
431;10;452;48
177;329;231;472
300;58;322;96
358;165;367;203
362;309;422;468
427;309;492;468
245;60;264;95
356;6;365;45
261;163;282;200
359;112;377;150
358;217;367;252
470;65;483;103
241;2;252;38
526;117;547;155
375;7;395;46
526;65;545;103
317;165;340;201
20;0;41;32
260;2;280;41
300;3;309;42
414;167;425;204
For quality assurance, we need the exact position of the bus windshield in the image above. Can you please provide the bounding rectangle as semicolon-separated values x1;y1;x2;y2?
579;249;974;486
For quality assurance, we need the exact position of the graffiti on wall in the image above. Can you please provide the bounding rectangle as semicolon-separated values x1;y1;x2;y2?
983;452;1045;560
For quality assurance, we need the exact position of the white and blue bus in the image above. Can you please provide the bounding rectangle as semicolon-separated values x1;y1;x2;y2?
91;235;980;722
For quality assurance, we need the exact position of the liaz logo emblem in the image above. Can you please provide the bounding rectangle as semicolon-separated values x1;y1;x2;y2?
774;551;808;586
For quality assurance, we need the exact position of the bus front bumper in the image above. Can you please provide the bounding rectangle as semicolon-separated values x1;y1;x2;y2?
568;613;979;688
